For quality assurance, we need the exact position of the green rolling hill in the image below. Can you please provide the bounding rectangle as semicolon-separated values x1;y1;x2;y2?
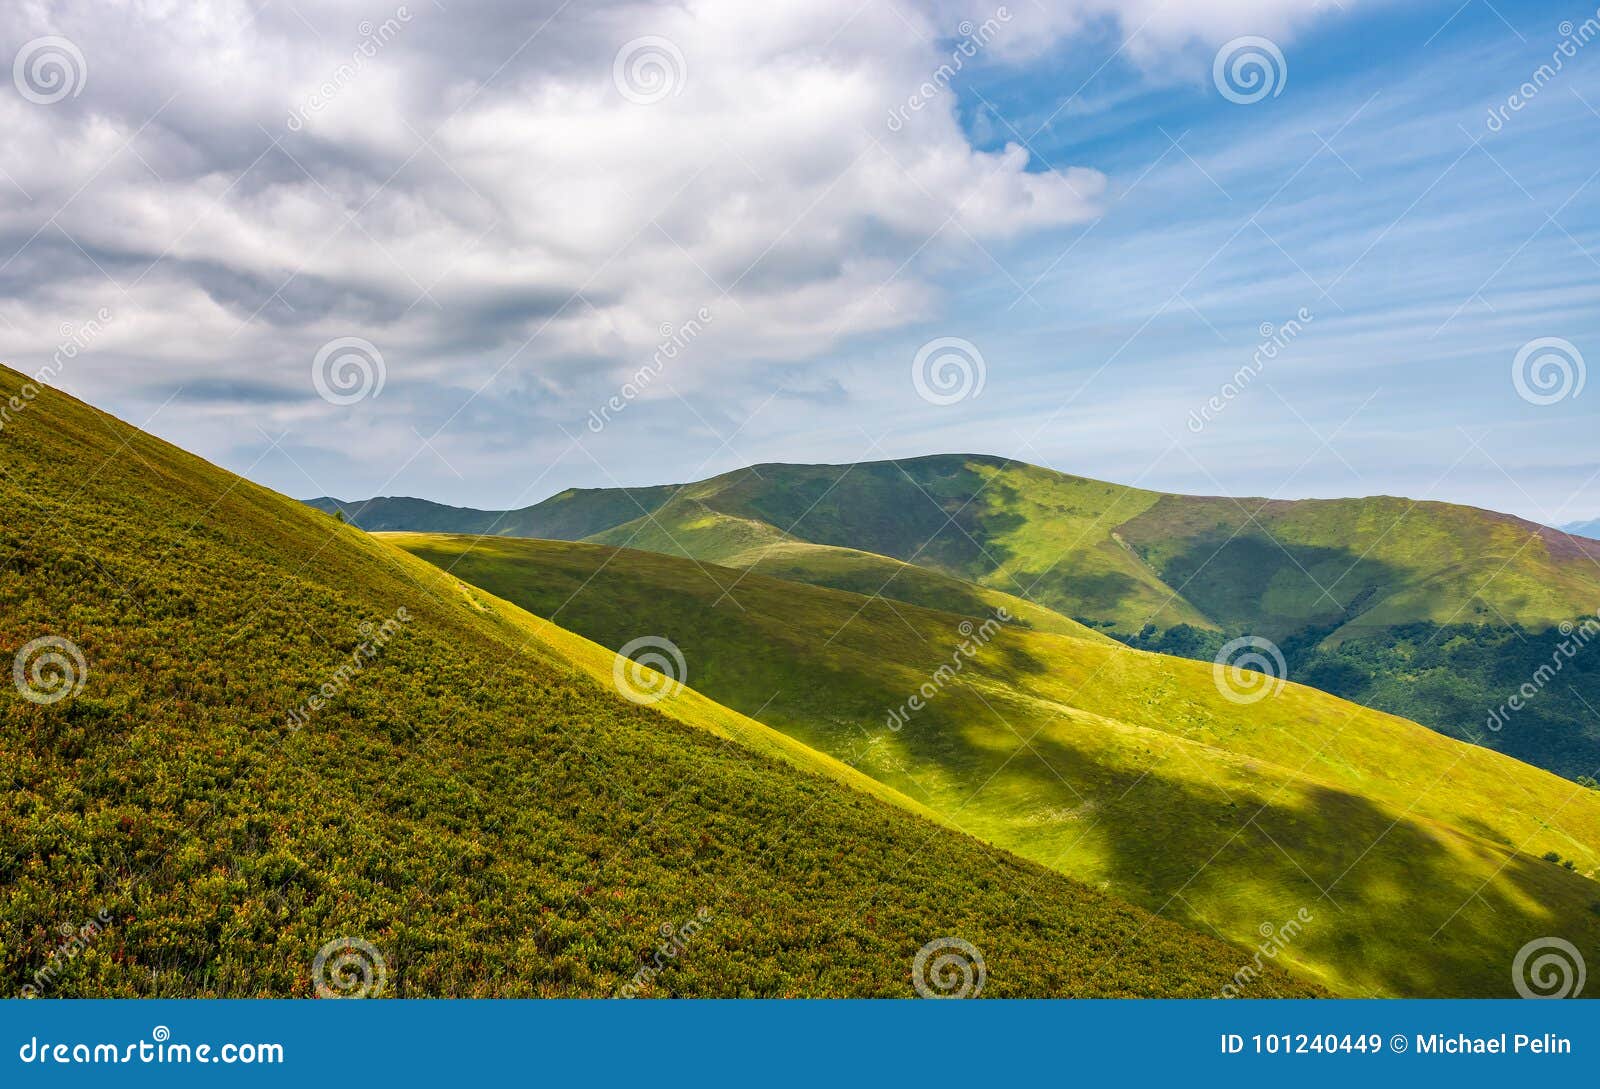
0;367;1313;998
390;531;1600;998
316;454;1600;779
310;489;1100;640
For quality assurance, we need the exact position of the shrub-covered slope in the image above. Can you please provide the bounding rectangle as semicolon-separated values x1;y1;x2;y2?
0;368;1308;998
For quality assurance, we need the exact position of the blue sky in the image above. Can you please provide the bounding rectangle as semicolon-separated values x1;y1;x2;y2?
3;0;1597;524
899;0;1600;524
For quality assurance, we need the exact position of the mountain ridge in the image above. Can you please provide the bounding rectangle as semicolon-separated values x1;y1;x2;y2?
307;452;1600;645
310;454;1600;780
307;450;1588;538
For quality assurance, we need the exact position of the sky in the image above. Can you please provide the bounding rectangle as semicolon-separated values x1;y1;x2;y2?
2;0;1598;525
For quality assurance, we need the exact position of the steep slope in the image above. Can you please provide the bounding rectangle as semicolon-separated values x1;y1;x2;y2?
0;369;1313;998
392;532;1600;998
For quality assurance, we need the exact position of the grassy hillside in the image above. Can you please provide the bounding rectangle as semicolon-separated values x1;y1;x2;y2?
1114;494;1600;778
392;532;1600;998
312;455;1600;643
311;456;1600;778
603;455;1600;644
1116;493;1600;642
0;368;1307;998
606;463;1600;778
1289;622;1600;780
583;498;1105;641
315;455;1600;644
585;458;1209;633
304;495;507;534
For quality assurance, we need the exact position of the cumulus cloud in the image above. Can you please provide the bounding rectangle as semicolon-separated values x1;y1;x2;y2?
0;0;1352;500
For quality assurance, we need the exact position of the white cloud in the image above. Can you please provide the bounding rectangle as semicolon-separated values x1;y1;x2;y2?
2;3;1097;371
0;0;1359;501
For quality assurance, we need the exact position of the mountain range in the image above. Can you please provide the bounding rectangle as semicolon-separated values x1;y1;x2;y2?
310;455;1600;780
7;362;1599;998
